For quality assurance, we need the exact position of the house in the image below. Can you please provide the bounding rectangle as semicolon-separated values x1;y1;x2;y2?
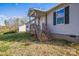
19;24;26;32
27;3;79;43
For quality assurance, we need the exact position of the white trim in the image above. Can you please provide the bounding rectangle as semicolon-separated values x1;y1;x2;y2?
30;10;35;16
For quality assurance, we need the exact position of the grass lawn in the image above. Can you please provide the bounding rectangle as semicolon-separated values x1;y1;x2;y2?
0;32;79;56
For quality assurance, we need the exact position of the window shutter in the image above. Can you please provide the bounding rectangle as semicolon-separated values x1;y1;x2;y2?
53;12;56;25
65;6;69;24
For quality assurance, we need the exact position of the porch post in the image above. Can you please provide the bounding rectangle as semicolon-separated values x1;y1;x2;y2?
29;16;31;32
45;13;47;27
38;16;40;26
34;12;36;25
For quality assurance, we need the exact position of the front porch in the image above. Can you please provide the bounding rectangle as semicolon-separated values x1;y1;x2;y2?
28;8;53;41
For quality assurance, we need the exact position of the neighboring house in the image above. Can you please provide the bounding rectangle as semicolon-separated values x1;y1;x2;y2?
19;24;26;32
27;3;79;43
19;18;35;32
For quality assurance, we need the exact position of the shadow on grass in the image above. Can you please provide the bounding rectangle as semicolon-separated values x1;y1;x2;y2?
0;32;73;47
33;38;72;47
0;32;35;42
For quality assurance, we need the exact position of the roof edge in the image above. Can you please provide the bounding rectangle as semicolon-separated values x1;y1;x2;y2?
46;3;66;13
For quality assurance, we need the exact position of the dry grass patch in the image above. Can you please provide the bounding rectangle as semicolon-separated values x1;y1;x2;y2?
0;32;78;56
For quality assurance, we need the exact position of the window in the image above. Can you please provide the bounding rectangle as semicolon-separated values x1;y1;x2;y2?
53;6;69;25
56;8;65;24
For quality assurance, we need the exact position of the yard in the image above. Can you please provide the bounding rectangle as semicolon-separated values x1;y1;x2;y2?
0;32;79;56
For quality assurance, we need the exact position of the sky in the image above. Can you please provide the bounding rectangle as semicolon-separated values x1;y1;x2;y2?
0;3;58;26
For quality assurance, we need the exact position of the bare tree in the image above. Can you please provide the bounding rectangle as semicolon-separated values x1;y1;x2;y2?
14;18;19;31
4;20;9;26
20;17;26;25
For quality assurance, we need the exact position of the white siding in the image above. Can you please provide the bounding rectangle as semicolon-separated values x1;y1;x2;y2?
36;18;38;25
40;16;46;30
19;25;26;32
35;16;46;30
47;3;79;36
